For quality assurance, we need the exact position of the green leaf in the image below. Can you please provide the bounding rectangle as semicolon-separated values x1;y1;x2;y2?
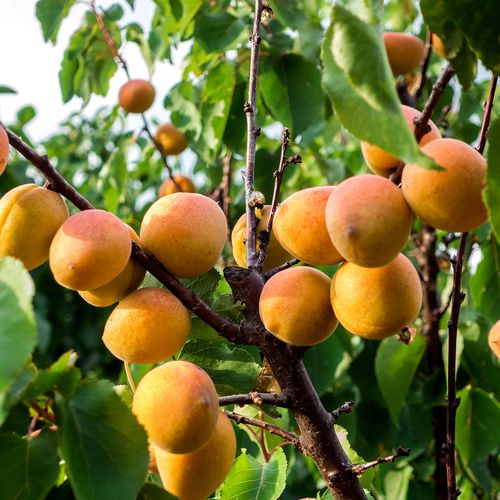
219;448;287;500
375;334;426;423
137;483;177;499
0;85;17;94
180;268;221;304
194;12;248;53
36;0;74;43
260;54;325;142
0;258;36;392
178;339;260;396
16;106;37;127
56;380;149;500
321;4;432;168
0;431;60;500
484;117;500;241
383;465;413;500
126;24;155;77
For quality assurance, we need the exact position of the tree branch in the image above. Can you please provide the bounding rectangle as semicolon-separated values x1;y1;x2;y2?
415;28;433;101
347;448;410;476
331;401;354;421
476;75;498;154
219;392;290;408
263;258;301;280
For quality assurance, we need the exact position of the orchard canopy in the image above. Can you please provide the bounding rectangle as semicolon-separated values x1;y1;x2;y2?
0;1;499;500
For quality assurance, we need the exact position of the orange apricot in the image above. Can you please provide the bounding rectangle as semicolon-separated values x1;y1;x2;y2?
132;360;219;453
259;266;338;346
118;79;155;114
273;186;343;266
0;127;9;175
154;123;187;156
488;320;500;359
402;138;488;232
0;184;69;270
159;175;196;197
383;32;424;76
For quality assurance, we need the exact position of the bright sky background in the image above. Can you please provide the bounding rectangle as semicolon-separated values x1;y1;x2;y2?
0;0;184;142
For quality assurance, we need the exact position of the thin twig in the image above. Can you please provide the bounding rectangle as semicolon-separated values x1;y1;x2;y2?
348;448;410;476
476;75;498;154
331;401;354;420
415;29;433;100
219;392;290;408
123;362;136;393
263;258;300;280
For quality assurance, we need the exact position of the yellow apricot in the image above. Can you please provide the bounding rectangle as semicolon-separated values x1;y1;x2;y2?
325;175;413;268
361;105;441;172
0;127;9;175
140;193;227;278
118;79;155;114
259;266;338;346
383;32;424;76
432;34;447;59
0;184;69;270
159;175;196;197
155;412;236;500
78;226;145;307
231;205;292;272
132;360;219;453
102;287;191;364
402;138;488;232
273;187;343;266
49;209;131;290
488;320;500;359
154;123;188;156
331;254;422;340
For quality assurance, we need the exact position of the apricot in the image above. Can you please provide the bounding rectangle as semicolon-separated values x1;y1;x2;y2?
0;184;69;270
50;209;131;290
154;123;187;156
102;287;191;364
488;320;500;359
0;126;8;175
402;138;488;232
325;175;413;268
155;412;236;500
232;205;292;272
273;187;343;266
132;360;219;453
331;254;422;340
432;34;446;59
383;32;424;76
118;79;155;114
259;266;338;346
361;105;441;172
140;193;227;278
159;175;196;197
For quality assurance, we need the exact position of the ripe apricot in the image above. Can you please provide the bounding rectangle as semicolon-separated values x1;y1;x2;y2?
50;209;131;290
140;193;227;278
132;360;219;453
155;412;236;500
383;32;424;76
102;287;191;364
331;254;422;340
273;187;342;266
154;123;187;156
159;175;196;197
0;184;69;270
118;79;155;114
232;205;292;272
325;175;412;267
432;34;446;59
361;105;441;172
488;320;500;359
259;266;338;346
0;127;9;175
402;138;488;232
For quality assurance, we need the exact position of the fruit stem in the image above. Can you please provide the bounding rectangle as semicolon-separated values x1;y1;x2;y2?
124;361;136;393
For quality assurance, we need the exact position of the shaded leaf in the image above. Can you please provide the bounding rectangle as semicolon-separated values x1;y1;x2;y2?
194;12;248;53
36;0;74;44
484;117;500;241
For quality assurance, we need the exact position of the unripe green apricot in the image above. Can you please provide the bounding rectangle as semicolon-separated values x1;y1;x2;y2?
383;32;424;75
0;127;9;175
0;184;69;270
259;266;338;346
132;360;219;454
155;411;236;500
102;287;191;364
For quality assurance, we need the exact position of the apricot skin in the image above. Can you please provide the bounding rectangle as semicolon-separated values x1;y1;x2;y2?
0;184;69;270
273;187;343;266
159;175;196;197
118;79;155;114
331;254;422;340
0;127;8;175
259;266;338;346
383;32;424;76
325;175;413;268
361;105;441;172
49;209;131;291
102;287;191;364
488;320;500;359
232;205;292;272
154;123;187;156
132;360;219;454
402;138;488;232
155;412;236;500
140;193;227;278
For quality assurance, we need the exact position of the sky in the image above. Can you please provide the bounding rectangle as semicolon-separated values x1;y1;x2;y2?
0;0;184;142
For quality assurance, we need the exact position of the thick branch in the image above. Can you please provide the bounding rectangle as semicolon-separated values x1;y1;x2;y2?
219;392;290;408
